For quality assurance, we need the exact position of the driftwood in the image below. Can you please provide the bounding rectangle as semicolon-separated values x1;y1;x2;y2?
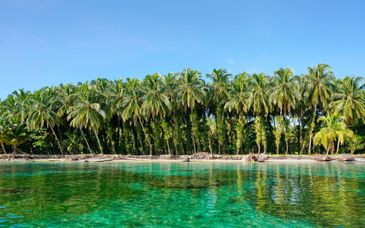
337;155;355;162
246;154;267;162
314;156;332;162
84;158;115;163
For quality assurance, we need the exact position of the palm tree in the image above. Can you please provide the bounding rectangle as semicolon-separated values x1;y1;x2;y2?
330;76;365;125
3;123;29;154
273;116;284;155
27;88;64;154
314;114;354;155
176;69;205;153
67;92;106;154
121;79;145;154
177;69;205;112
349;135;365;154
250;73;270;115
306;64;334;154
208;69;231;154
270;68;300;115
225;73;251;154
225;73;251;115
207;117;217;155
254;116;265;154
142;74;171;119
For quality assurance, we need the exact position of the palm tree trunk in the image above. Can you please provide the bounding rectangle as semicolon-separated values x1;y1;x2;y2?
192;137;197;154
285;140;289;154
166;140;171;155
308;106;317;154
93;128;103;154
80;128;92;153
326;145;331;156
336;139;340;154
1;142;6;154
50;125;63;155
209;139;213;155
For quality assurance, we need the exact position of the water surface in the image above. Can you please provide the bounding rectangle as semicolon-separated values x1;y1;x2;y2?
0;161;364;227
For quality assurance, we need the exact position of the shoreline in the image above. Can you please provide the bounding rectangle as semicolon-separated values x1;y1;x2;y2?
1;153;365;163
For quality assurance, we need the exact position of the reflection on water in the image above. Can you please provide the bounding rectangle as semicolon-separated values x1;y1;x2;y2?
0;161;364;227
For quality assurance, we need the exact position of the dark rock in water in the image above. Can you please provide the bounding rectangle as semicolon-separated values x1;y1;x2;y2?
338;154;355;161
71;157;79;161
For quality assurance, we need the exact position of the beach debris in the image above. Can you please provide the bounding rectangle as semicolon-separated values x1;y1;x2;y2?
84;158;115;163
337;154;355;161
182;156;190;162
314;155;332;162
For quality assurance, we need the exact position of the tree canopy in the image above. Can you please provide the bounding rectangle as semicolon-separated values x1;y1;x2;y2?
0;65;364;155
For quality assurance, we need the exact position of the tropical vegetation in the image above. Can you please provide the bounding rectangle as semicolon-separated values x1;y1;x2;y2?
0;64;364;155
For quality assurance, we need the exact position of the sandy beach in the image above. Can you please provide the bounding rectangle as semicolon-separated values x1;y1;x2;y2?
1;153;365;164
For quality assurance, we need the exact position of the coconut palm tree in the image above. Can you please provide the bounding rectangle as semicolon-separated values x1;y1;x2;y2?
330;76;365;125
208;69;231;154
314;114;354;155
306;64;334;154
27;88;63;154
225;73;251;154
177;69;205;112
3;123;29;154
142;74;171;119
250;73;270;115
270;68;300;115
67;91;106;154
273;116;284;155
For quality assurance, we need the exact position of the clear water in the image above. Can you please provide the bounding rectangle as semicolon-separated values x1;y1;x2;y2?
0;161;364;227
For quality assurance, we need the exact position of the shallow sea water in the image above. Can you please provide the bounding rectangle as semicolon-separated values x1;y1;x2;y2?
0;161;364;227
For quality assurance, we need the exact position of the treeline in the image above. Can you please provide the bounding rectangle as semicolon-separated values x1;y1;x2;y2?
0;64;364;155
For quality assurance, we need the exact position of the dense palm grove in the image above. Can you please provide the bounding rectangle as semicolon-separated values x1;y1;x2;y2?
0;64;364;155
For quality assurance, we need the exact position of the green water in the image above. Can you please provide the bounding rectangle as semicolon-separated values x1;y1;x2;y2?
0;161;364;227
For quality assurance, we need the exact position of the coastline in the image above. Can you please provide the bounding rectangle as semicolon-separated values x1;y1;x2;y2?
1;153;365;163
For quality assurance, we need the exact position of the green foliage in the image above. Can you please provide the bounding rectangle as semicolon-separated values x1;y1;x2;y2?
0;65;364;155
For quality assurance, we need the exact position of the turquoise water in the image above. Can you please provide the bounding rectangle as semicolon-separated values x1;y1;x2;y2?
0;161;364;227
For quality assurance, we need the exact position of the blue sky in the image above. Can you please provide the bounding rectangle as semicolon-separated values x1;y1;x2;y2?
0;0;364;98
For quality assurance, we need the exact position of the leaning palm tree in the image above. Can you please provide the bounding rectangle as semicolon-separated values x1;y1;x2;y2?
27;88;64;154
306;64;334;154
314;114;354;155
67;93;106;154
330;76;365;125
